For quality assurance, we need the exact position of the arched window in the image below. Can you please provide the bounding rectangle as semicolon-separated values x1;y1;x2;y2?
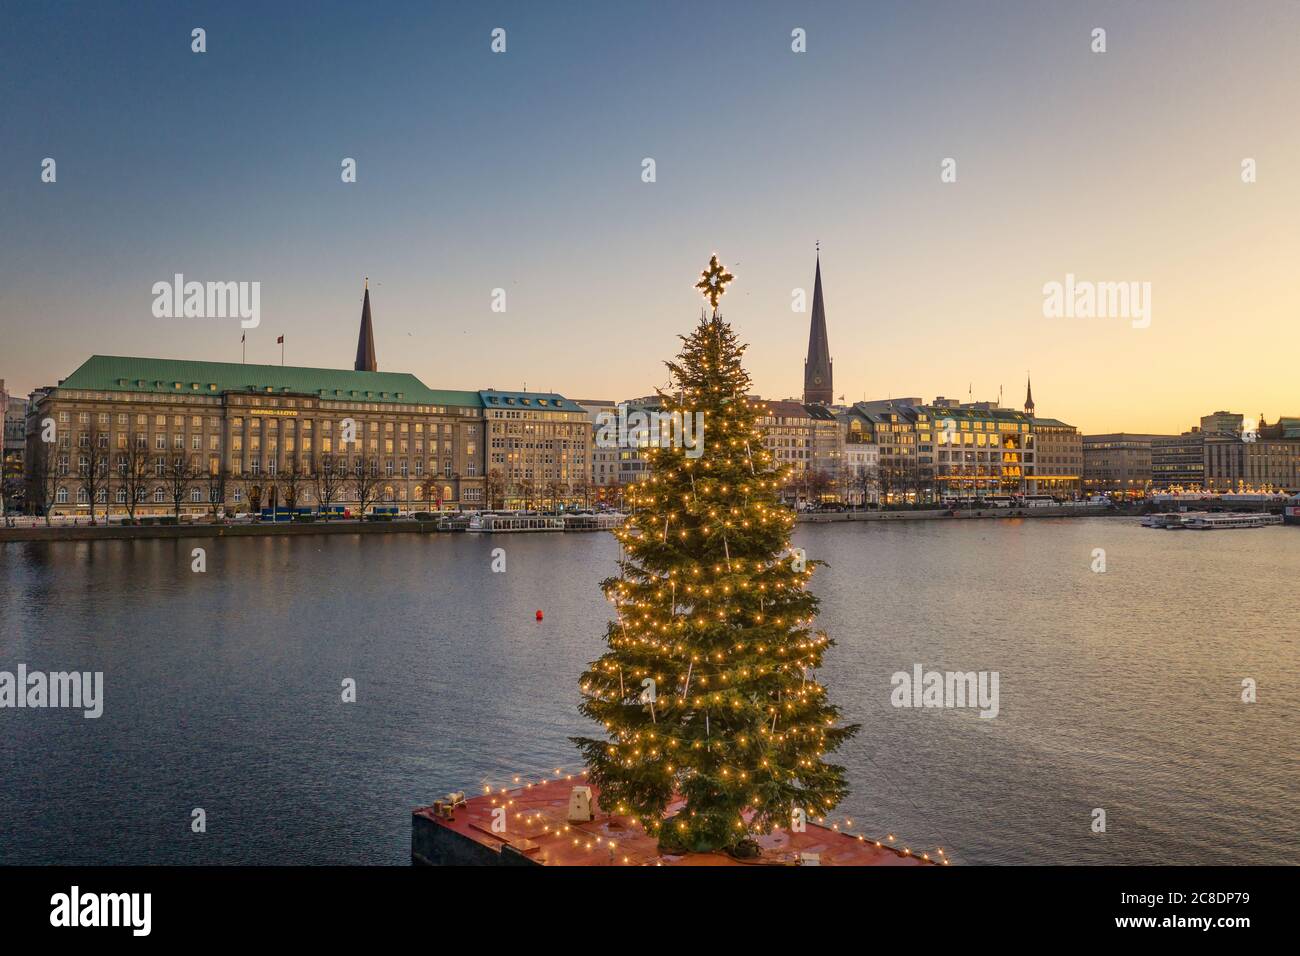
116;488;127;504
56;487;69;504
153;487;165;503
77;488;89;504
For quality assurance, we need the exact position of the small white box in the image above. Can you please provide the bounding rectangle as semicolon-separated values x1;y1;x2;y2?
567;786;594;822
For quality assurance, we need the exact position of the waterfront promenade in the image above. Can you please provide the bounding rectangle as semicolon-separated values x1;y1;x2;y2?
0;505;1122;543
0;518;441;544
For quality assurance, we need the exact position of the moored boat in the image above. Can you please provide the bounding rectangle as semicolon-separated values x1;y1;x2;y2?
1183;513;1283;530
1285;494;1300;526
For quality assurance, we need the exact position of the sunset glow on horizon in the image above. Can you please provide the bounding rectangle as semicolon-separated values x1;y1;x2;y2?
4;0;1298;434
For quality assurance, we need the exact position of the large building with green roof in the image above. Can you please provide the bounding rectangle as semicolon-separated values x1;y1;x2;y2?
27;353;488;517
23;284;599;516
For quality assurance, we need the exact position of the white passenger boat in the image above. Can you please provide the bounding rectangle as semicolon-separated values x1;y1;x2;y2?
1183;513;1283;530
480;513;565;533
1147;512;1194;529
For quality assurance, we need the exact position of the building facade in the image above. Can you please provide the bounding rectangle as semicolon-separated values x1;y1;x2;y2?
24;355;487;518
1082;433;1168;498
1151;431;1206;490
1202;417;1300;492
576;399;621;489
482;389;591;509
1029;418;1082;494
842;438;880;506
1;380;28;515
1152;412;1300;492
927;401;1036;496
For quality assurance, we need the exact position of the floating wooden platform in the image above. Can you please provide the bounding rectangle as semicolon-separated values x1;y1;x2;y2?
412;774;938;867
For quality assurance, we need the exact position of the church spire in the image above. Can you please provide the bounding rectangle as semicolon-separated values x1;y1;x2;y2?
1024;373;1035;416
803;245;833;404
354;278;377;372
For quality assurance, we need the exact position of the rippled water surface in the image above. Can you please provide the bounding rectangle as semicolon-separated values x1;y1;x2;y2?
1;518;1296;864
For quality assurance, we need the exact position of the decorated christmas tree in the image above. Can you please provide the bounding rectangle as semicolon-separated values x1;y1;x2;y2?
573;255;859;855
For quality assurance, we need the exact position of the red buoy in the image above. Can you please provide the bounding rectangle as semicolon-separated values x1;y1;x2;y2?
536;610;544;621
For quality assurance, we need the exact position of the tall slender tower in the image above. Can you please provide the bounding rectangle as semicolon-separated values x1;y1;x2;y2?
354;278;377;372
1024;373;1035;416
803;248;833;405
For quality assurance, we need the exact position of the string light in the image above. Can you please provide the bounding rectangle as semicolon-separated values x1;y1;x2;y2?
570;256;866;856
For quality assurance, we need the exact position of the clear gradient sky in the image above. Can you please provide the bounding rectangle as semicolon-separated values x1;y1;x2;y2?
3;1;1298;433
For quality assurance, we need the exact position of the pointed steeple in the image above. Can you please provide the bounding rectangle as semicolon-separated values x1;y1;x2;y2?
1024;373;1035;416
803;246;833;405
354;278;377;372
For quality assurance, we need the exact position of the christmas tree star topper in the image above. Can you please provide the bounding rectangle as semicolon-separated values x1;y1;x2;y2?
695;254;734;310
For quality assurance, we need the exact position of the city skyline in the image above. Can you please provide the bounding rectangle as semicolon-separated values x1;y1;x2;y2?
5;1;1300;433
8;268;1290;438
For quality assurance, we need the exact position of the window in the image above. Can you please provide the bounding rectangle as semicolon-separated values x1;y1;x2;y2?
56;487;69;504
154;487;165;503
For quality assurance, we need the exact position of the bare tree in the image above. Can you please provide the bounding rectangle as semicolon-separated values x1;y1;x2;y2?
418;473;444;511
350;455;382;517
858;462;880;507
75;423;114;525
119;432;151;522
571;477;591;509
313;452;346;518
484;469;506;510
544;479;566;512
164;454;198;521
28;438;60;525
276;457;308;513
807;469;833;505
205;466;228;521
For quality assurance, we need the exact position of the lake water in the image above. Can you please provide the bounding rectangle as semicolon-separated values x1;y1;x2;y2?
1;518;1296;864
